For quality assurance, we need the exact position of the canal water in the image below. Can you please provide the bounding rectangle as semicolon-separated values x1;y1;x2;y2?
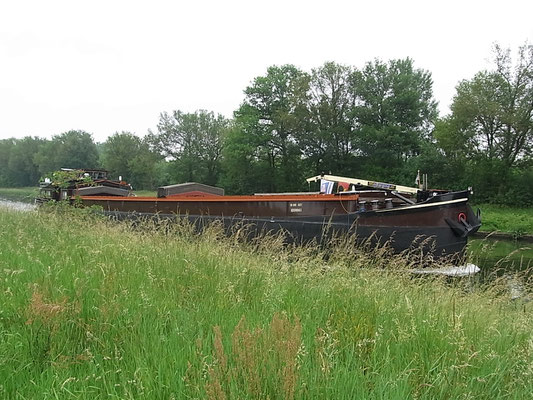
468;237;533;279
0;198;37;212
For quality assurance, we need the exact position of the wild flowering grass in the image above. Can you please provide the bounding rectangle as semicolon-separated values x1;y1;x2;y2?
0;205;532;399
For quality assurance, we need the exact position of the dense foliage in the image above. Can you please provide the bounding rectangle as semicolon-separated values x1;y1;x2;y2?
41;169;94;189
101;132;163;190
0;44;531;205
149;110;228;186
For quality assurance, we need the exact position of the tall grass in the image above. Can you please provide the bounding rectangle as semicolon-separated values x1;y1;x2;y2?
0;206;532;399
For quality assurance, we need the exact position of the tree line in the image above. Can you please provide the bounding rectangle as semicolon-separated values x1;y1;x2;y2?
1;44;531;205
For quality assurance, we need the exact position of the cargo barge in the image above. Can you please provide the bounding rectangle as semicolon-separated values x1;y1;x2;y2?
43;172;481;259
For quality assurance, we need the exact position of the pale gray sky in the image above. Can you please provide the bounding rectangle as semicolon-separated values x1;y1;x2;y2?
1;0;532;142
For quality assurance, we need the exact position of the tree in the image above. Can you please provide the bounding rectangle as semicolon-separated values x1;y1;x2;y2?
101;132;162;189
219;118;272;194
0;137;48;187
128;138;164;190
34;130;99;175
152;110;228;186
101;132;141;178
7;136;45;186
446;44;533;168
432;116;471;161
351;58;438;181
0;139;15;186
224;65;310;193
303;62;356;175
432;43;533;204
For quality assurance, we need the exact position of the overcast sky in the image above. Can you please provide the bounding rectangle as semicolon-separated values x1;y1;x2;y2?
1;0;532;143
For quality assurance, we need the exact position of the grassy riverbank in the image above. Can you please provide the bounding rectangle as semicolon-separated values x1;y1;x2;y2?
1;206;532;399
476;203;533;236
0;186;38;202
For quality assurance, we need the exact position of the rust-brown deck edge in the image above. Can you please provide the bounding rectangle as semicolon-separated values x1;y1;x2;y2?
77;194;360;202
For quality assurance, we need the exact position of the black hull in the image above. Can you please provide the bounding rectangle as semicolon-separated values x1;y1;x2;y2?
103;198;479;259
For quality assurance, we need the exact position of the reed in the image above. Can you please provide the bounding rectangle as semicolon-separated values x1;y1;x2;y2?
0;206;532;399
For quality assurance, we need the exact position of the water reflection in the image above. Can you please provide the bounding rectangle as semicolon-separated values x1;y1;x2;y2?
468;237;533;277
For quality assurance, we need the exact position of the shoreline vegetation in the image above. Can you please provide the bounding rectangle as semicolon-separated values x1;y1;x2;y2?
472;204;533;238
0;187;531;237
0;206;532;398
0;186;38;202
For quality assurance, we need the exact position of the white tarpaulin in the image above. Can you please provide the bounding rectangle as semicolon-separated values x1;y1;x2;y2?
320;179;334;194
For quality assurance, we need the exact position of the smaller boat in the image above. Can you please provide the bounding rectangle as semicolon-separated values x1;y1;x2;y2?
37;168;132;203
